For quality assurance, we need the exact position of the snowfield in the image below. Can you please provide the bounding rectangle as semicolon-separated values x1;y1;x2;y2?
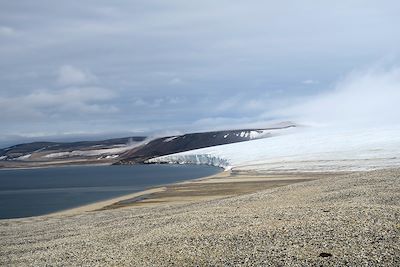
148;126;400;172
16;154;31;160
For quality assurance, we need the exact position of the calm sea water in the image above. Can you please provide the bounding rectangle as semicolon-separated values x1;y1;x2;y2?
0;164;221;219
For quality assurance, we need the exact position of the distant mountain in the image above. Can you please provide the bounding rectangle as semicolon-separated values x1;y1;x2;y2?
0;123;296;169
0;137;146;168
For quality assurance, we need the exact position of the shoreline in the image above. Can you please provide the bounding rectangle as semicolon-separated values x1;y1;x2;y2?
49;168;226;217
0;163;353;220
54;169;342;216
0;163;354;220
0;164;224;220
49;187;167;216
0;161;114;171
2;168;398;265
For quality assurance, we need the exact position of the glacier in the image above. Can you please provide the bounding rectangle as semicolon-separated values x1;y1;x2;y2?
148;125;400;172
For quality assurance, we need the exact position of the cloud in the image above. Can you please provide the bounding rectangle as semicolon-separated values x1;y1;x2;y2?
276;66;400;127
167;96;184;104
0;86;117;121
0;26;16;36
0;65;119;121
215;95;271;114
215;96;241;112
57;65;96;86
302;79;319;85
168;78;184;85
131;96;185;108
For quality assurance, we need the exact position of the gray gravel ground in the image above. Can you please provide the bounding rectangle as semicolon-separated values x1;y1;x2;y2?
0;169;399;266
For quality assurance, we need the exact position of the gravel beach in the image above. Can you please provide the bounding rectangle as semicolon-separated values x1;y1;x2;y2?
0;168;399;266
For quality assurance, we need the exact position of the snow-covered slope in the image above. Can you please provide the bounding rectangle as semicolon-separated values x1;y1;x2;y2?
148;126;400;172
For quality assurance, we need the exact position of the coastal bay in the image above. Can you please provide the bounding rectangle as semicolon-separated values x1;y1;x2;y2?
0;164;221;219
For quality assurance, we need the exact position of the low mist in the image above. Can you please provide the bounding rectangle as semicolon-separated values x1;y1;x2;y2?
278;66;400;128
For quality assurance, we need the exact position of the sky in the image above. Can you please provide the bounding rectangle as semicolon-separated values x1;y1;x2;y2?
1;1;400;146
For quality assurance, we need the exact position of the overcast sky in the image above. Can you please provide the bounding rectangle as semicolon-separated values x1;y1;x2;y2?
1;1;399;146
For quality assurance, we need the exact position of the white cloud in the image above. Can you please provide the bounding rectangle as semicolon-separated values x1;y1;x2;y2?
57;65;96;86
302;79;319;85
242;99;267;111
215;95;271;113
132;98;147;106
131;96;184;108
0;86;117;121
168;77;184;85
216;96;241;112
167;96;184;104
0;26;16;36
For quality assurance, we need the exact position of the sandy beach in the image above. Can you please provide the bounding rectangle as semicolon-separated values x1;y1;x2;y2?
1;168;399;266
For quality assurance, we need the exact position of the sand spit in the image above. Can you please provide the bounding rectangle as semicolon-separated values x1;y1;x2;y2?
100;171;328;210
0;169;399;266
50;187;167;216
53;170;321;214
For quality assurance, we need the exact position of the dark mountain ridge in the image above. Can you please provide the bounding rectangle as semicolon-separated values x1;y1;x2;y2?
117;125;295;164
0;137;146;160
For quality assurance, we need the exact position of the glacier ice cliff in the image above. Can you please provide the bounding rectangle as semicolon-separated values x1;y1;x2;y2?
147;154;230;169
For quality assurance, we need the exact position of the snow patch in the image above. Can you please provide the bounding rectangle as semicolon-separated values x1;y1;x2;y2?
163;136;179;142
97;154;120;160
33;147;48;153
0;156;7;160
105;155;119;159
249;130;271;139
16;154;31;160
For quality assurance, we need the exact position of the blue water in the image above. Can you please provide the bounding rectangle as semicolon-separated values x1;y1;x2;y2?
0;164;221;219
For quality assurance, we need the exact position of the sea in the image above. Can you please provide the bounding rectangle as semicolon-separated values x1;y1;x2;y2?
0;164;221;219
